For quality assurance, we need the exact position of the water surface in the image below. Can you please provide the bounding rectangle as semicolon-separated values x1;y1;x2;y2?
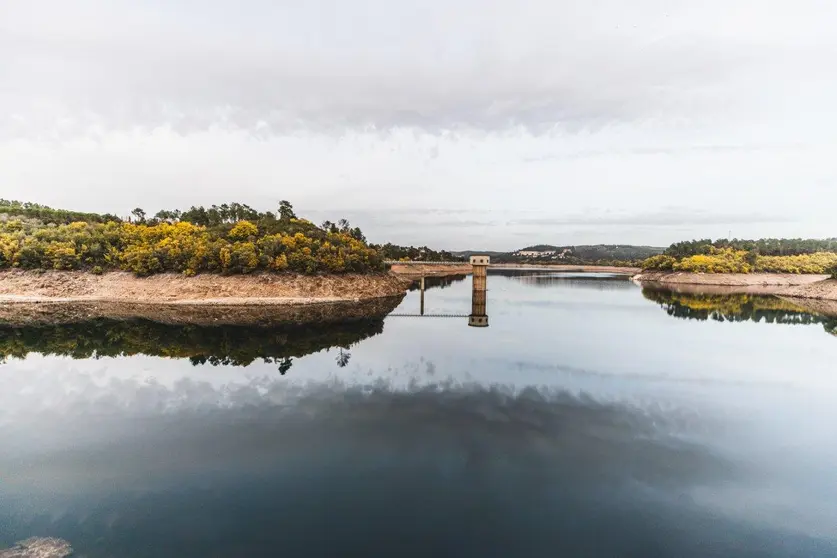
1;271;836;557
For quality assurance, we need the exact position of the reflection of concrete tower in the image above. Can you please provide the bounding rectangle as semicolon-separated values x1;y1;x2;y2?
469;256;490;327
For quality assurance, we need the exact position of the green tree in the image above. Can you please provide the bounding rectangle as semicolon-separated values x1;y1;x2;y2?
131;208;147;224
279;200;296;222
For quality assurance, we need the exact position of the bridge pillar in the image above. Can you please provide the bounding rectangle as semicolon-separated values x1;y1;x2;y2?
468;256;490;327
420;275;425;316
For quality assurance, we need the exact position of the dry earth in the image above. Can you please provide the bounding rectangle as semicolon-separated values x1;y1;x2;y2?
0;270;410;305
634;272;837;301
0;296;405;327
779;278;837;301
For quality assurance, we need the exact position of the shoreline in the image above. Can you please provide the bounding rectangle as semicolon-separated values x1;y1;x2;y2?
634;271;837;301
491;263;640;274
0;296;406;327
390;263;642;276
0;270;410;307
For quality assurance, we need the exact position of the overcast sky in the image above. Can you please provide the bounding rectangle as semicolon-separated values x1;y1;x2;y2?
1;0;835;250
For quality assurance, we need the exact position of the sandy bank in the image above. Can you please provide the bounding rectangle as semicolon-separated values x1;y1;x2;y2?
0;296;405;327
634;271;828;287
389;263;473;277
634;271;837;301
779;279;837;301
0;270;410;306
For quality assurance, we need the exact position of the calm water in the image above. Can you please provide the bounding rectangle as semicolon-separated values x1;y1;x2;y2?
2;271;837;557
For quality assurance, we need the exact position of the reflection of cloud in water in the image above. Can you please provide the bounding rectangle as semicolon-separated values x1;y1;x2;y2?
1;382;835;557
493;271;635;290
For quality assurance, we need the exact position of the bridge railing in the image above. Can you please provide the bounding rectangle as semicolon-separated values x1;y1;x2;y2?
384;261;471;265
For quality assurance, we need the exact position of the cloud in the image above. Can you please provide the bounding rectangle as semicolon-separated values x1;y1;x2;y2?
508;208;794;228
1;0;836;249
521;142;816;162
2;0;834;138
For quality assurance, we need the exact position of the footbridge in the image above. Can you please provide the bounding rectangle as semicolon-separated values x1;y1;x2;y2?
384;260;473;266
387;256;490;326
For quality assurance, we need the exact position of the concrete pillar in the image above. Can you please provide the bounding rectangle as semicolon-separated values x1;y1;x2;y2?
420;275;425;316
468;256;490;327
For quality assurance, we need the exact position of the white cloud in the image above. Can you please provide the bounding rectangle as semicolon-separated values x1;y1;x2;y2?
1;0;835;248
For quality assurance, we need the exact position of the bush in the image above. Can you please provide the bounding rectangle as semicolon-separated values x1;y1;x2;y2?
641;255;677;271
673;248;752;273
755;252;837;274
641;248;837;275
228;220;258;241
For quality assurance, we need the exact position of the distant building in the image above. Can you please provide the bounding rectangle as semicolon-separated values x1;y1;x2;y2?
516;250;556;257
515;248;573;259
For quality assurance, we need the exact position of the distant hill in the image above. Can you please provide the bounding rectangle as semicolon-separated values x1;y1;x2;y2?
451;250;507;259
456;245;665;265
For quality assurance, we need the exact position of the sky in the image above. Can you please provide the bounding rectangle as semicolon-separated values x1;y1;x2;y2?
1;0;835;250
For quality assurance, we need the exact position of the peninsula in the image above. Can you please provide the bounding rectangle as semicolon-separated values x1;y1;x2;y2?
0;199;421;308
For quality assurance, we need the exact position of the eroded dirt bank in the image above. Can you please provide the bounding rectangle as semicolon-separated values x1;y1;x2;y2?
0;296;405;327
634;271;837;301
0;270;410;305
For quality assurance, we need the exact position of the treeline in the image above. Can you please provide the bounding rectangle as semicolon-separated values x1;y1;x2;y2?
133;201;369;243
643;238;837;275
370;243;465;262
665;238;837;258
0;199;120;224
0;200;385;275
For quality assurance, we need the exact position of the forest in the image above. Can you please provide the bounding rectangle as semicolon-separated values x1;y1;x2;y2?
370;243;464;262
664;237;837;258
642;238;837;275
0;199;384;275
0;199;120;224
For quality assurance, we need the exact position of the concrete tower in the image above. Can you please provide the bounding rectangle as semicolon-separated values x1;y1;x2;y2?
468;255;490;327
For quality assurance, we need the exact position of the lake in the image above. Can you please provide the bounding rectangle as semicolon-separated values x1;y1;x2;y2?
1;270;837;557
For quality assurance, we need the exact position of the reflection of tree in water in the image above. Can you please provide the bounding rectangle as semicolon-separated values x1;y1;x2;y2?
643;288;837;336
0;318;384;372
336;347;351;368
406;275;468;291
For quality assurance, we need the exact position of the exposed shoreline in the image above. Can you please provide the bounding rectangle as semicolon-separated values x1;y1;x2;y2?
0;270;410;306
634;271;837;301
0;296;405;327
389;263;642;276
491;263;640;274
